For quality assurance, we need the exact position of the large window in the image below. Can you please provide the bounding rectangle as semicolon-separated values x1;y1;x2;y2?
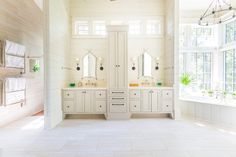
224;49;236;92
225;20;236;44
180;52;212;91
180;24;216;48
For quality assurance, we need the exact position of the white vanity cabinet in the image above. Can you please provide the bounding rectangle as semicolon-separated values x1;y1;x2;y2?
62;88;107;115
129;88;173;115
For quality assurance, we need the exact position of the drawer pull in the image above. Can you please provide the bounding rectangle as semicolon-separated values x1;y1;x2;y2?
112;92;124;94
134;105;137;107
134;93;136;95
67;94;70;96
112;104;125;106
99;94;102;96
82;91;86;94
99;105;102;108
67;106;70;108
112;98;125;100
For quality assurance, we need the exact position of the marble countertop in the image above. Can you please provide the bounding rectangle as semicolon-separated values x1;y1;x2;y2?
63;86;173;90
63;87;107;90
129;86;174;90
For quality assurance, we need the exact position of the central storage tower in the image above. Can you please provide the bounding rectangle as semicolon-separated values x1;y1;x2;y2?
107;25;130;119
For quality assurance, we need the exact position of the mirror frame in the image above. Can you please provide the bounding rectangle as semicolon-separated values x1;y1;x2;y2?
82;52;97;79
138;52;153;78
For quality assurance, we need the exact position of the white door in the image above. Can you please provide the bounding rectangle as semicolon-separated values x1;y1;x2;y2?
84;91;93;113
151;90;158;112
117;32;127;89
76;91;85;113
141;90;151;112
108;32;118;88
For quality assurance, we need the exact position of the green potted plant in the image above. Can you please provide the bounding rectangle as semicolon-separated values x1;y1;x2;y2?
32;63;40;72
180;73;192;86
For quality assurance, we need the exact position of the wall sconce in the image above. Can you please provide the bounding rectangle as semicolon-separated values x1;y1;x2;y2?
76;58;80;71
155;57;160;70
98;57;104;71
131;57;136;71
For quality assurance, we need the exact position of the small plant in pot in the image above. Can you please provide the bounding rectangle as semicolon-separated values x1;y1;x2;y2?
222;91;227;99
207;90;214;97
232;92;236;99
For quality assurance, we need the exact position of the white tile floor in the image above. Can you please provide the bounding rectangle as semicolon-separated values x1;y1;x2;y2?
1;117;236;157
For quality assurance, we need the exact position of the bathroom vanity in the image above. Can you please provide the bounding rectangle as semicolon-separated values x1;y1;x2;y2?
62;25;174;119
62;87;174;119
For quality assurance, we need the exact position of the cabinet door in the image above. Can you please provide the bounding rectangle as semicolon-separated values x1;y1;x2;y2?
63;101;74;113
76;91;85;113
130;100;140;112
117;32;127;89
84;91;93;113
141;90;151;112
151;90;159;112
108;32;118;88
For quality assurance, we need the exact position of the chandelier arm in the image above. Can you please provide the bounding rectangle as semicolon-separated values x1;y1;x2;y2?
202;8;236;18
202;0;216;17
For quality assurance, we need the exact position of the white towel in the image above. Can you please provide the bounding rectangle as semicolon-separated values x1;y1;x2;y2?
5;91;25;105
5;55;25;68
5;78;26;92
5;40;25;57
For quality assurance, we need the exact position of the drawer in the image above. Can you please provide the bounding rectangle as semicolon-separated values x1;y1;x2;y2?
129;90;140;99
63;91;74;99
63;101;74;113
95;91;106;99
130;100;140;112
162;90;173;100
95;101;106;113
110;90;127;96
162;100;173;112
110;102;127;113
110;97;127;102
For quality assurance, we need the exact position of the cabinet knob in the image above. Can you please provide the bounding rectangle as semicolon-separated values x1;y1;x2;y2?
99;94;102;96
134;93;136;95
67;94;70;96
134;105;137;107
100;105;102;108
166;105;169;107
67;106;70;108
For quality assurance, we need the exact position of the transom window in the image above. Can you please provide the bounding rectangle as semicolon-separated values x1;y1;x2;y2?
146;20;160;35
129;21;141;35
93;21;106;35
75;21;89;35
224;49;236;92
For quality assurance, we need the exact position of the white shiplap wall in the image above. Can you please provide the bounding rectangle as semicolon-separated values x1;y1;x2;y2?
0;0;44;127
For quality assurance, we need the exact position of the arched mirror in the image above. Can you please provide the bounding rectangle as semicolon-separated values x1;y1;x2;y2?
138;52;152;78
83;53;97;78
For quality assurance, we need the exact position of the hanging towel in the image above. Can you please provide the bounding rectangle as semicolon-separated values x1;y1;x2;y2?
5;40;25;57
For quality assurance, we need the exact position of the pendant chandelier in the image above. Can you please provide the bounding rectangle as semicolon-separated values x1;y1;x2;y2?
199;0;236;26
